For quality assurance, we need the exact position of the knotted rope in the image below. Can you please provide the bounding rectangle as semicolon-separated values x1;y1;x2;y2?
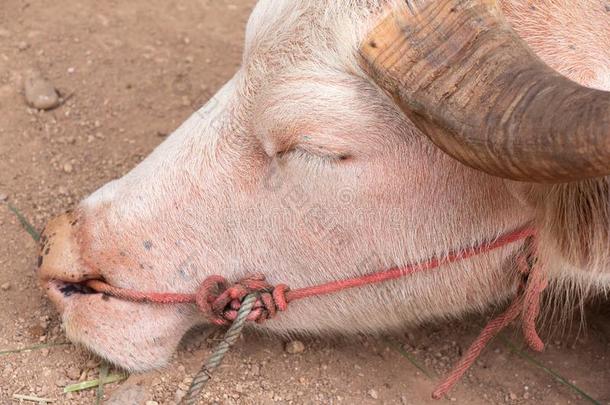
88;274;289;325
85;226;546;402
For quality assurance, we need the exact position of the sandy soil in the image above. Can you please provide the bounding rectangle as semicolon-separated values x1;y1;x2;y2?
1;1;609;404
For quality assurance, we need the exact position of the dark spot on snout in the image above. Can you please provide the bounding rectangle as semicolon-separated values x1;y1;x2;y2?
369;40;377;49
37;255;43;268
101;294;110;301
143;240;153;251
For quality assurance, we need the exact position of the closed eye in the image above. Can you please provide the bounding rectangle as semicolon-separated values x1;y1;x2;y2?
277;146;351;164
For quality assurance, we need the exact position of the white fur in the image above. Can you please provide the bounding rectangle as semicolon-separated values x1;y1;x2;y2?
46;0;610;370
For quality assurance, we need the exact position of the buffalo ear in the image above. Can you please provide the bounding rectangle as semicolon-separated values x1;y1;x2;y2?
360;0;610;183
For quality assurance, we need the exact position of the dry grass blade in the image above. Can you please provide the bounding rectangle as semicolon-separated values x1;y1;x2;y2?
63;374;127;393
500;335;601;405
12;393;55;403
0;342;70;356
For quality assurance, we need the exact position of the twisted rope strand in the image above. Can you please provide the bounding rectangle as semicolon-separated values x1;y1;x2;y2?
432;238;546;399
432;294;525;398
181;294;257;405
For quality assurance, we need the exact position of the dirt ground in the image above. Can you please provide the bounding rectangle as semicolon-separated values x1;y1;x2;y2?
1;1;609;404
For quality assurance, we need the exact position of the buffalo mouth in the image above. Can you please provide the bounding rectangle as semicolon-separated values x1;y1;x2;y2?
52;280;98;297
45;279;103;311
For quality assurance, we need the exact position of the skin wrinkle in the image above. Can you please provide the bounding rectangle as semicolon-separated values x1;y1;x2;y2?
42;0;610;371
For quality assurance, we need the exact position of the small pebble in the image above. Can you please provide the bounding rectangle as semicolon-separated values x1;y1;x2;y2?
24;70;60;110
63;163;73;173
368;388;379;400
509;392;518;400
285;340;305;354
145;401;159;405
55;377;68;387
0;192;7;201
17;41;29;51
1;282;11;291
64;365;81;380
251;364;261;376
105;383;147;404
174;389;186;403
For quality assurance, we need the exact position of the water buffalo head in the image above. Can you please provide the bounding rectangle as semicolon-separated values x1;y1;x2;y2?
38;0;610;371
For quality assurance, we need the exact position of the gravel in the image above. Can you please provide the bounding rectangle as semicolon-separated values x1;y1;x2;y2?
24;69;60;110
368;388;379;399
63;163;74;173
17;41;29;51
64;365;81;381
285;340;305;354
105;382;147;405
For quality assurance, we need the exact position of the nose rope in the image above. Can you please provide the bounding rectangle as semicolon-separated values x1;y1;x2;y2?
85;226;546;401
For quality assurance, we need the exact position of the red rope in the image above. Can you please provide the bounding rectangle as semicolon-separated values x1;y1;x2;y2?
85;225;545;399
431;238;547;398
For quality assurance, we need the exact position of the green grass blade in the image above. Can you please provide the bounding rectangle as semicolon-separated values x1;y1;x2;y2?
63;374;127;393
500;335;600;405
6;202;40;242
0;342;70;356
96;362;109;404
386;338;433;378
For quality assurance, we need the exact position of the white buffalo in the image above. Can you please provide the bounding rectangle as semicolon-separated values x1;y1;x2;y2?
38;0;610;393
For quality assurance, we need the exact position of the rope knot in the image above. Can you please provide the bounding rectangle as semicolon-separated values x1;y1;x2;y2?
195;274;290;325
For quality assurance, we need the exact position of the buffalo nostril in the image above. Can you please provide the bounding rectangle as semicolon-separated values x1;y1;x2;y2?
38;212;101;284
